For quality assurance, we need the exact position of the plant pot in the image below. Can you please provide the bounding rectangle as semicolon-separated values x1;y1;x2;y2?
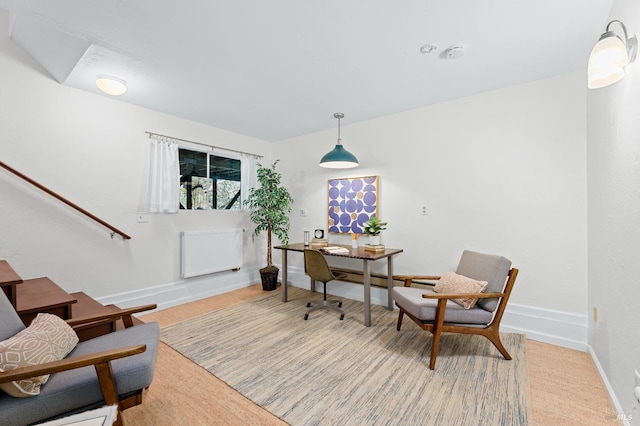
259;265;279;291
369;235;381;246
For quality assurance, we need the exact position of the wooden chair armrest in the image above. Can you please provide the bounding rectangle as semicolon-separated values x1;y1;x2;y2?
66;304;157;328
422;292;506;299
0;344;146;384
392;275;441;287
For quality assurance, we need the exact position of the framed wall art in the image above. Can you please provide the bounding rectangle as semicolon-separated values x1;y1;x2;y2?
327;176;378;234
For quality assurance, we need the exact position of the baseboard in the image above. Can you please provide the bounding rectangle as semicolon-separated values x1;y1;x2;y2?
285;268;393;307
284;266;589;352
95;266;261;312
588;345;632;425
97;264;589;353
501;303;588;351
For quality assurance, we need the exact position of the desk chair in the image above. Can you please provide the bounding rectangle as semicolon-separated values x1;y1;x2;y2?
303;249;347;320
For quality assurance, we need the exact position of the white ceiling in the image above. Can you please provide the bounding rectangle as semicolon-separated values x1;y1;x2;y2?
0;0;614;142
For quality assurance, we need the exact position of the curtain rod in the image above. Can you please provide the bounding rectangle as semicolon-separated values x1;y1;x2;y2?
145;131;263;159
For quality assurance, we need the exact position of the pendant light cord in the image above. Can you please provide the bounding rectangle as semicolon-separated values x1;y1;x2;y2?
334;112;344;144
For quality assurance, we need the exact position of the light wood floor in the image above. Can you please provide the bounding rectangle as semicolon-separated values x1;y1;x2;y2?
122;285;619;425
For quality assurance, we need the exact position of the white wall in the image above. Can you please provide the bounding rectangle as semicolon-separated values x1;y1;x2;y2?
2;0;635;416
587;0;640;421
274;72;589;345
1;6;595;349
0;11;271;306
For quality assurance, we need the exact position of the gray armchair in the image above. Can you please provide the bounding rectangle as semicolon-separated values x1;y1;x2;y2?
0;289;159;426
392;250;518;370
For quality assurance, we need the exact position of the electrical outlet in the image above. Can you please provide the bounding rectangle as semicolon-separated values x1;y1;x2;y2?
136;213;148;223
300;208;308;217
421;205;427;215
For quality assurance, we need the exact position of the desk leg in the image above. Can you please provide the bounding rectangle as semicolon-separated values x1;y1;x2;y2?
281;250;288;302
363;259;371;327
387;256;394;310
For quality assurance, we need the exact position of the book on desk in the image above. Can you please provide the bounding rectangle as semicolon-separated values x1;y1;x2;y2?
319;246;350;255
310;238;329;248
364;244;385;252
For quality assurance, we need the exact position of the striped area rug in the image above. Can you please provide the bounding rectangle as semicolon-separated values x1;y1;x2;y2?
160;287;531;425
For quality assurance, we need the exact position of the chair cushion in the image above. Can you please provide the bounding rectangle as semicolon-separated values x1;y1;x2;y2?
0;313;79;398
0;322;159;425
455;250;511;312
434;272;487;309
392;287;493;325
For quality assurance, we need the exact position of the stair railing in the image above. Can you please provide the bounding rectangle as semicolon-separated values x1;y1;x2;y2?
0;161;131;240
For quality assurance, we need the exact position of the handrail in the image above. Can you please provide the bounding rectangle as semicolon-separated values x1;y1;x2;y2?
0;161;131;240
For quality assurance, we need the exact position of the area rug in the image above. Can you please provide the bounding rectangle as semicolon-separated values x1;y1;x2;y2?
160;287;531;425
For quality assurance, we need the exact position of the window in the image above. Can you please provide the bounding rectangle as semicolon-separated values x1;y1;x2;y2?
179;148;242;210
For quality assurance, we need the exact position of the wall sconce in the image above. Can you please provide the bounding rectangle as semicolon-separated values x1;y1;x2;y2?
319;113;359;169
588;20;637;89
95;74;128;96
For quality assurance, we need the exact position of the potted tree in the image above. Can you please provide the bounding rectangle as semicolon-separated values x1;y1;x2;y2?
246;161;294;291
363;216;387;246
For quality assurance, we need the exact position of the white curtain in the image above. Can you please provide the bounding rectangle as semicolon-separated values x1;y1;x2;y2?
147;138;179;213
240;153;257;210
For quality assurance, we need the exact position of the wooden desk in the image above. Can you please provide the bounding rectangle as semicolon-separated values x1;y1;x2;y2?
274;243;403;327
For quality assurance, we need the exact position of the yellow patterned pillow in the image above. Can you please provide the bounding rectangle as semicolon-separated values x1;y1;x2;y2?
434;272;488;309
0;313;79;397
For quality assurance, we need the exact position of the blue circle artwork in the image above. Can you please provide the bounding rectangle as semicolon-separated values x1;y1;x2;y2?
327;176;378;234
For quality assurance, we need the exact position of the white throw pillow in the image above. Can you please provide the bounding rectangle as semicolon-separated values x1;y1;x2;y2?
0;313;79;397
434;271;488;309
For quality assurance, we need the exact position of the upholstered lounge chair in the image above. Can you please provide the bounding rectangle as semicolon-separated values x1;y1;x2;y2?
392;250;518;370
0;290;159;426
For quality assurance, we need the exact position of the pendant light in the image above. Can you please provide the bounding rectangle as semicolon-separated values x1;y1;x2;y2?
319;113;359;169
587;20;637;89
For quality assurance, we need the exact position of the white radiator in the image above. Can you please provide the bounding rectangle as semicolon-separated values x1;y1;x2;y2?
181;229;243;278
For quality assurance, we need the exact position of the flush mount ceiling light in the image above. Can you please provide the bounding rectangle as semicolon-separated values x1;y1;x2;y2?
588;20;638;89
95;74;127;96
319;113;359;169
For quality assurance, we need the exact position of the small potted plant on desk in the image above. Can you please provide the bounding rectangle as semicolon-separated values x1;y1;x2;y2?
363;216;387;251
246;160;294;291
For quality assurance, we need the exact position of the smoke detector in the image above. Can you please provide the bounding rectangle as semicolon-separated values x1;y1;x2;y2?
444;46;465;59
419;44;438;54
